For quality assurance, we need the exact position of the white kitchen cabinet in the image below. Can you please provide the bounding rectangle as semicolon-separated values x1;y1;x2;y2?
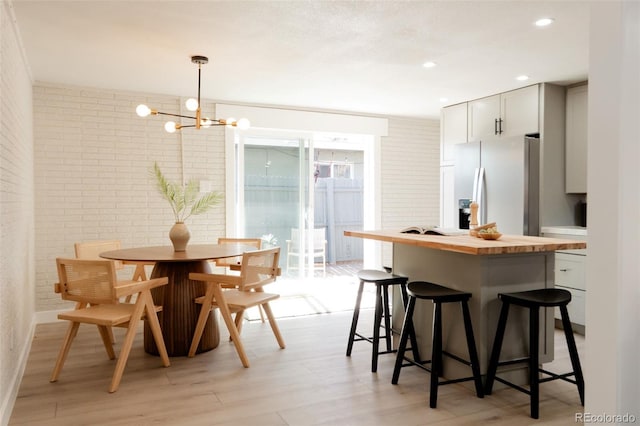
565;84;588;193
467;85;539;142
440;102;467;164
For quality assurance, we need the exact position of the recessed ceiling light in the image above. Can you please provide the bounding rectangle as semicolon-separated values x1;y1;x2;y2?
423;61;437;68
516;75;529;81
535;17;554;27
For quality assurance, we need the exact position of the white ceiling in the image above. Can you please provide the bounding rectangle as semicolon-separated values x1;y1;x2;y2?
11;0;590;119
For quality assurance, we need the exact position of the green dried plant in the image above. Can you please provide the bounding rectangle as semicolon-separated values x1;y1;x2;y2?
152;162;223;223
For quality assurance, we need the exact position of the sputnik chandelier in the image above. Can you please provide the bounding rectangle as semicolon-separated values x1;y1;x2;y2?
136;55;250;133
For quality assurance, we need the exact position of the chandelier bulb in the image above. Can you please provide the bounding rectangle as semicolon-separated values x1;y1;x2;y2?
236;118;251;130
225;117;236;127
201;118;212;128
164;121;177;133
185;98;199;111
136;104;151;117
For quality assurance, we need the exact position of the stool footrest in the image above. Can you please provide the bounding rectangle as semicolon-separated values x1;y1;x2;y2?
353;333;393;345
539;369;579;385
397;355;431;372
495;357;529;367
494;376;531;396
442;350;473;368
397;355;482;388
397;351;474;376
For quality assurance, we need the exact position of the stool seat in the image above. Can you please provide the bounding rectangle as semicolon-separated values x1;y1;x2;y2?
357;269;407;285
346;269;415;373
500;288;571;308
485;288;584;419
408;281;471;303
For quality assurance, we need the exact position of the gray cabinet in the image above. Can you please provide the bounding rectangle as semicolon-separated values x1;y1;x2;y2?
541;227;587;334
565;84;588;193
467;85;539;142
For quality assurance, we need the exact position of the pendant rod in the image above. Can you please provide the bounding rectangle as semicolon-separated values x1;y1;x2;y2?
195;62;202;129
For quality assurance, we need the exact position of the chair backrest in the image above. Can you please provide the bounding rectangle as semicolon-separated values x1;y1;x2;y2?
74;240;124;270
56;258;118;304
239;247;280;292
216;237;262;268
312;228;326;251
290;228;326;251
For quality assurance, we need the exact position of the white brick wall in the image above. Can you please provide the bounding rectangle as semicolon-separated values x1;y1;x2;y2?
380;117;441;265
33;85;227;311
1;1;35;420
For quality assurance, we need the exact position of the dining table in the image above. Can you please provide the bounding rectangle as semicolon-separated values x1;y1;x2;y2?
101;243;257;356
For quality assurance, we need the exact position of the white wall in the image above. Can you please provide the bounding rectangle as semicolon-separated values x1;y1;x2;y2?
585;1;640;420
0;1;35;423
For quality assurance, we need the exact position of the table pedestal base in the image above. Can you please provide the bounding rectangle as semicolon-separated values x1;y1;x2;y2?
145;260;220;356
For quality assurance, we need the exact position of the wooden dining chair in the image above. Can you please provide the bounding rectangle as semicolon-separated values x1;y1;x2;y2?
75;239;155;297
50;258;170;393
188;247;285;367
75;240;155;343
216;237;266;323
215;237;262;272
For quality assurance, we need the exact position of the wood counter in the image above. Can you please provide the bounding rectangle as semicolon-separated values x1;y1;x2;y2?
344;229;586;255
345;229;586;386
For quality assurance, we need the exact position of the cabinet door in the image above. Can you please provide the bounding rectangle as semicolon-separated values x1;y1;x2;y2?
555;252;586;290
554;287;585;326
467;94;500;142
500;85;539;137
441;103;467;164
566;84;588;193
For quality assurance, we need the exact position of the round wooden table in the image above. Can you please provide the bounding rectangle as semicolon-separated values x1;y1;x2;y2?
101;244;256;356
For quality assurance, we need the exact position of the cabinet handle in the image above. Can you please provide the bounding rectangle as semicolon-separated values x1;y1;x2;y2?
494;118;498;135
498;118;504;134
559;268;570;272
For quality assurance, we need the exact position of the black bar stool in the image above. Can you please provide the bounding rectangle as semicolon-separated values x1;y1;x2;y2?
346;269;417;372
392;281;484;408
484;288;585;419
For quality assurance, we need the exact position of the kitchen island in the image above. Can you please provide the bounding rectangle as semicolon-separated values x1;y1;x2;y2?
344;230;587;384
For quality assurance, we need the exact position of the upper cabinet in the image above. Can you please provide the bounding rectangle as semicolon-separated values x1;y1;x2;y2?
440;102;467;164
565;84;588;193
467;85;539;142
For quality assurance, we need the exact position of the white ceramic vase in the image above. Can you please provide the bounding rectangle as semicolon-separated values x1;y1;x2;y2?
169;222;190;252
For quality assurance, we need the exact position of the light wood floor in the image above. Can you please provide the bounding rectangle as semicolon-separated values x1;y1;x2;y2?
10;310;584;425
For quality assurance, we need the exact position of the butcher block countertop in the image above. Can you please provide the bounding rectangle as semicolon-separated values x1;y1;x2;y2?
344;229;587;256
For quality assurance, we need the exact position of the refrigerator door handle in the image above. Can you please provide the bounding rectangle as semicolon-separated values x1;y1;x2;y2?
477;167;486;224
472;168;481;202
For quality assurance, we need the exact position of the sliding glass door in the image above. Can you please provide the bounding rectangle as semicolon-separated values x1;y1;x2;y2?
233;130;368;277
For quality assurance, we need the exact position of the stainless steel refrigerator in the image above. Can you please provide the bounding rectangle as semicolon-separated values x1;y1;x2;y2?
454;135;540;235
